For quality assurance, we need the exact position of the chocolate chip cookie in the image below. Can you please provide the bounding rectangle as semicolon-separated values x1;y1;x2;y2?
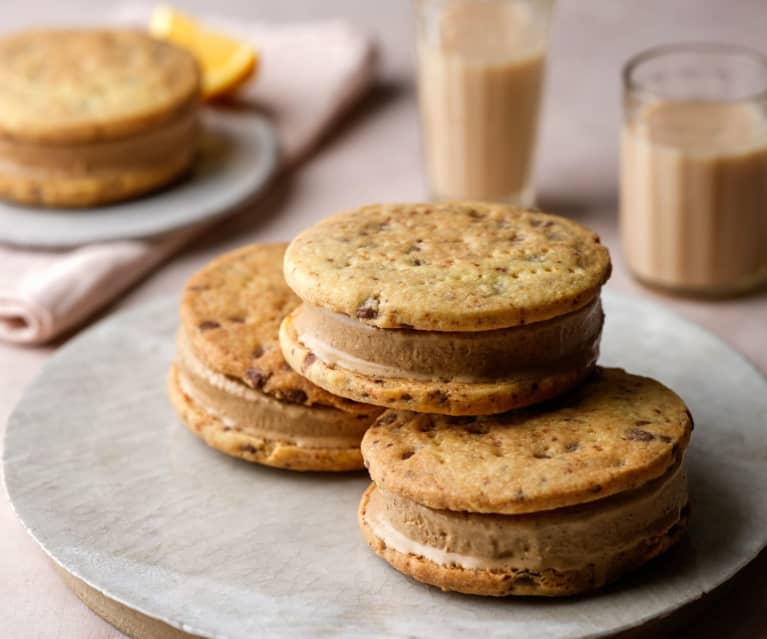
280;202;611;415
358;367;693;596
170;243;381;471
0;29;201;207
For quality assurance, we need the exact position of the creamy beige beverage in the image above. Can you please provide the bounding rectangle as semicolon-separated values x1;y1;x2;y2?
416;0;549;204
621;100;767;293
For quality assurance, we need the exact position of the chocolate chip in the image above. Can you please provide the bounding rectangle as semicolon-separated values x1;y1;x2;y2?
377;413;397;425
241;444;259;454
624;428;655;442
634;420;651;426
400;450;415;460
412;259;423;266
533;452;552;459
252;345;265;358
245;368;270;388
198;320;220;331
427;390;448;405
282;389;308;405
400;393;412;401
591;484;603;493
356;297;379;319
302;353;316;372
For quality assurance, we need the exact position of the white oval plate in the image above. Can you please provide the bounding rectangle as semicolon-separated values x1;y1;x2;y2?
0;108;278;248
3;291;767;639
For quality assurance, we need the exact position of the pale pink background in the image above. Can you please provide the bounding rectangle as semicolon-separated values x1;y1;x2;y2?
1;1;766;637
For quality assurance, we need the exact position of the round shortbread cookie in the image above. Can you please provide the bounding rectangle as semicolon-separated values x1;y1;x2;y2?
0;29;199;144
361;368;693;514
284;202;611;331
182;243;378;416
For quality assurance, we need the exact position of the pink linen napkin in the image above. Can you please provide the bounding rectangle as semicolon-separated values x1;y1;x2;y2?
0;13;375;345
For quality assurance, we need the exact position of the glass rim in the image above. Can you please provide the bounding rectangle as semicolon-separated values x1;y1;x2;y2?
622;42;767;103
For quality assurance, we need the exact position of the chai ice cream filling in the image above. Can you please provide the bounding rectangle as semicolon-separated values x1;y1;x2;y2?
291;298;604;383
364;462;688;573
175;331;370;449
0;102;198;176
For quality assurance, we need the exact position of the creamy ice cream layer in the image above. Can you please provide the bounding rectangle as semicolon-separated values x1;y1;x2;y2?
292;297;603;383
364;462;687;572
176;331;371;449
0;102;198;176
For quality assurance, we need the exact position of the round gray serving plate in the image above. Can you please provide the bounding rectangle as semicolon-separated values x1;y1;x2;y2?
4;290;767;639
0;108;278;248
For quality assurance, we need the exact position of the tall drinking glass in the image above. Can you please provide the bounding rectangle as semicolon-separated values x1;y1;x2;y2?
621;43;767;296
415;0;555;206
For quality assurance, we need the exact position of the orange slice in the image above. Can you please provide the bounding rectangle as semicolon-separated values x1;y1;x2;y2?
149;5;259;100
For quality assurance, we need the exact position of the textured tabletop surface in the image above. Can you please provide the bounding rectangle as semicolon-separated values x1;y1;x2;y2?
1;1;765;637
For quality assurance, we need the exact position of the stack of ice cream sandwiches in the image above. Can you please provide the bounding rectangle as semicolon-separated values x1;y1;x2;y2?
169;201;693;597
0;29;200;207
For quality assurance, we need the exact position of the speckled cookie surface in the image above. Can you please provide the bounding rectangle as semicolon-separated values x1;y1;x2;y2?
168;365;364;472
284;202;611;331
0;29;200;143
358;484;688;597
361;368;693;514
280;312;596;415
181;243;377;416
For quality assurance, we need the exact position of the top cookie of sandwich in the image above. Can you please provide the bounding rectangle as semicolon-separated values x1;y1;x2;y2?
284;202;611;331
361;368;692;514
181;243;376;416
0;29;199;144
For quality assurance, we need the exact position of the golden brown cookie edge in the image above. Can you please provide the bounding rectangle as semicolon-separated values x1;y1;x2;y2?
358;483;688;597
167;365;365;472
